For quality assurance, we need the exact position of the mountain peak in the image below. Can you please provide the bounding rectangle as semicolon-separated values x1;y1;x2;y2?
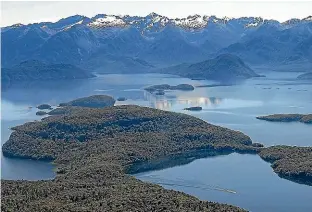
303;16;312;21
88;14;127;28
148;12;161;17
173;14;208;29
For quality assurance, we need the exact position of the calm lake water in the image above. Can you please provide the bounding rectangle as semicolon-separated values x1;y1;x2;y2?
1;72;312;211
135;153;312;212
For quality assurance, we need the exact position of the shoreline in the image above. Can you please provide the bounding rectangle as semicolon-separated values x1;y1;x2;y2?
2;105;255;211
2;103;311;211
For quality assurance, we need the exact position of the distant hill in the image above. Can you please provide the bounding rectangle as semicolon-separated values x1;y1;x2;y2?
297;72;312;80
1;60;94;88
158;54;262;80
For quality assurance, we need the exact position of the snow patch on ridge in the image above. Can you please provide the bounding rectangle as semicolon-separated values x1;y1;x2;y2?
88;15;127;28
63;20;84;31
173;15;208;29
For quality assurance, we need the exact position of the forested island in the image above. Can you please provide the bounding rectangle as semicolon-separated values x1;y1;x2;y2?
184;106;203;111
36;111;48;116
256;114;312;124
37;104;52;110
145;84;195;93
2;95;312;211
2;101;261;211
59;95;116;108
259;146;312;186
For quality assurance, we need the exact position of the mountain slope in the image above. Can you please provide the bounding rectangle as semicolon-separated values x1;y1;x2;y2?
81;54;155;73
159;54;261;80
1;60;94;88
221;22;312;65
2;13;312;69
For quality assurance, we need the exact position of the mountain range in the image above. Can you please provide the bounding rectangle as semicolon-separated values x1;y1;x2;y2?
2;13;312;73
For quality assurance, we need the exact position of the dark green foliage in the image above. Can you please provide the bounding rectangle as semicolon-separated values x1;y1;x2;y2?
184;106;202;111
48;106;90;116
2;105;258;211
58;95;115;108
117;97;127;101
256;114;312;124
259;146;312;186
145;84;195;93
37;104;52;110
36;111;47;116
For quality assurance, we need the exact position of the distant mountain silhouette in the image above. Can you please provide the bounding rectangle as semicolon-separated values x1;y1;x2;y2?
2;13;312;70
221;22;312;65
158;54;262;80
1;60;94;88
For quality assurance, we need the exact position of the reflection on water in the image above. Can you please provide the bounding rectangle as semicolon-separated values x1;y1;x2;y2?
1;99;56;180
144;91;263;111
146;94;223;110
135;153;312;212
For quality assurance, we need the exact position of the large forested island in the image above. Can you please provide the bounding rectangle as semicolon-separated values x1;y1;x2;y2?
256;114;312;124
2;102;262;211
2;94;312;211
59;95;116;108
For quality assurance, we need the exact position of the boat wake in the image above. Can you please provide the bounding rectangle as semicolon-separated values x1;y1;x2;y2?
139;175;237;194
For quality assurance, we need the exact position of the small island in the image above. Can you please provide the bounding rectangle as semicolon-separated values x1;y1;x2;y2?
184;106;203;111
144;84;195;93
36;111;48;116
59;95;115;108
259;146;312;186
37;104;52;110
155;90;165;95
117;97;127;101
256;114;312;124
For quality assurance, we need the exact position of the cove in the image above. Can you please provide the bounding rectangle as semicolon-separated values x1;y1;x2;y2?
134;153;312;212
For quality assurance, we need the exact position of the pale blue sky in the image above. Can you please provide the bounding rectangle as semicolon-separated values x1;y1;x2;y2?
1;1;312;27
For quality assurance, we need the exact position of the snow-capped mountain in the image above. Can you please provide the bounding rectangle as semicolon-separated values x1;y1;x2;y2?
2;13;312;68
5;13;306;35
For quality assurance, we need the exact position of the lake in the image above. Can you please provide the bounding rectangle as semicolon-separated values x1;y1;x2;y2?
135;153;312;212
1;72;312;211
